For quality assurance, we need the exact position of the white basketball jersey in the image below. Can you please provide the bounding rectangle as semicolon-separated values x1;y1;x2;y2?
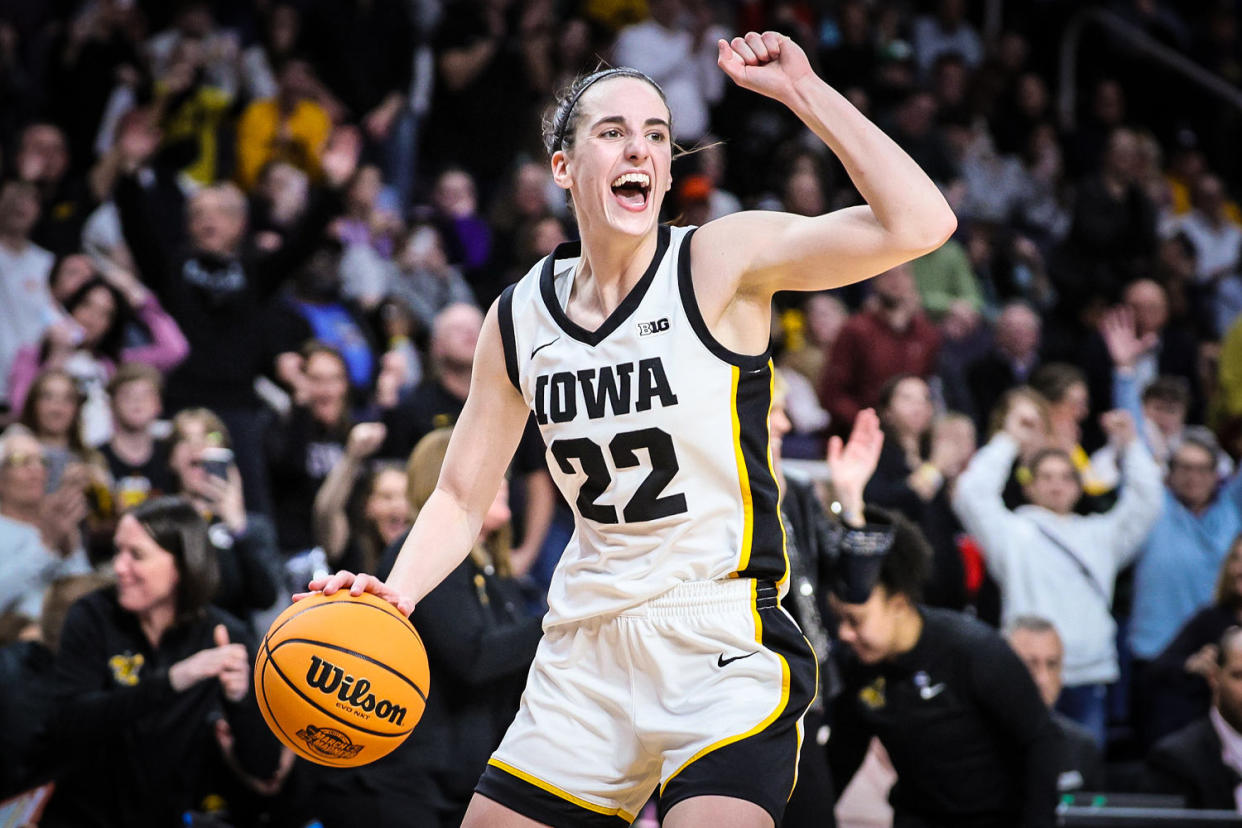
499;224;788;626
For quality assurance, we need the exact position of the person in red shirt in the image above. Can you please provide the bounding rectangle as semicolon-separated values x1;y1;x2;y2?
818;263;941;431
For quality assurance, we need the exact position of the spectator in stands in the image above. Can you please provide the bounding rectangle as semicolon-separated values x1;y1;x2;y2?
1029;362;1116;504
382;303;482;456
887;90;959;186
302;0;415;164
1130;427;1241;668
909;233;983;322
312;421;409;575
0;571;110;800
953;403;1163;744
235;56;333;192
1006;615;1104;794
8;269;188;444
17;369;109;496
114;119;359;514
387;223;478;333
1058;128;1157;308
167;410;278;625
964;301;1043;429
1144;536;1242;746
41;496;281;827
424;0;536;190
912;0;983;75
430;167;493;297
281;241;381;397
1178;172;1241;286
0;179;59;413
818;264;941;432
866;375;977;608
98;363;176;515
1085;282;1202;440
266;342;353;556
0;428;92;620
611;0;726;144
1146;626;1242;809
336;164;401;261
14;122;95;258
153;36;235;185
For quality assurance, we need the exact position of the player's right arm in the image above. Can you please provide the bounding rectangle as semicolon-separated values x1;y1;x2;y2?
305;301;531;616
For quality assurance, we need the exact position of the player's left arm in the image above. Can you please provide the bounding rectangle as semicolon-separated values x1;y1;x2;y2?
698;32;957;297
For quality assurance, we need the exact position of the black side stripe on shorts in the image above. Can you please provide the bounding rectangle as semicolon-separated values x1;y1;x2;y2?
498;283;520;393
476;759;634;828
656;582;818;825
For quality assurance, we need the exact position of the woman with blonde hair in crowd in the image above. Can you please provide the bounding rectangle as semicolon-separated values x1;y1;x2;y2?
301;427;541;828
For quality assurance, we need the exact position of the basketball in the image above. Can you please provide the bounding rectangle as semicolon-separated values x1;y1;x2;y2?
254;590;430;767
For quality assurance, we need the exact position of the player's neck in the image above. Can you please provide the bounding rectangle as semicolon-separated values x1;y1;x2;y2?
573;227;660;315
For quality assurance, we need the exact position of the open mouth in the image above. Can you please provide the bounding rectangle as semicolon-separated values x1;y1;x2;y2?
610;171;651;211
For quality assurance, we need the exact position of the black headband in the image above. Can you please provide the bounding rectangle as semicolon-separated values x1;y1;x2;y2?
551;68;654;154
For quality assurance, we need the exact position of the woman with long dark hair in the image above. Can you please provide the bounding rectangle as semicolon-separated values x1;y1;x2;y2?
40;496;281;827
8;269;187;444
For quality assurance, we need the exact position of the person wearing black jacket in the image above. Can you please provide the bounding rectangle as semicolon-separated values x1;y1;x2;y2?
1146;626;1242;809
113;127;359;514
39;497;281;827
827;496;1059;828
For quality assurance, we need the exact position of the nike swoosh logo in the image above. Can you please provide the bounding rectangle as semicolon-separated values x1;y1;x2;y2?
919;683;946;700
717;652;759;668
530;337;560;359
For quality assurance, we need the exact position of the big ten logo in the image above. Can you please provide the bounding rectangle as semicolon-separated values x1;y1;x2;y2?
637;318;670;336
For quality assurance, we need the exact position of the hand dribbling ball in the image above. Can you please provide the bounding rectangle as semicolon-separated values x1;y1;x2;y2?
254;590;429;767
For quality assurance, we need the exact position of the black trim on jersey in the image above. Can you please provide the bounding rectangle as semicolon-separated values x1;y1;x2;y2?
540;224;671;346
476;763;632;828
735;365;789;585
498;283;521;393
658;592;817;824
676;226;771;371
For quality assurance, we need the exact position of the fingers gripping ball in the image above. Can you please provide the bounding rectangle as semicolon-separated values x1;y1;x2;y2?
255;591;429;767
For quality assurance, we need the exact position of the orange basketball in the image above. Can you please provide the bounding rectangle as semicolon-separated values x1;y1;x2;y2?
254;590;430;767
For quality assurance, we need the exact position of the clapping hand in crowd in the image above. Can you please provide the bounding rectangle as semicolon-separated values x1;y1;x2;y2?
1002;394;1049;459
345;421;387;462
169;624;249;702
827;408;884;526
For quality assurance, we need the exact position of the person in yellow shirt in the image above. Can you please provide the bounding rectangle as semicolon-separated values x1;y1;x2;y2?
235;57;333;191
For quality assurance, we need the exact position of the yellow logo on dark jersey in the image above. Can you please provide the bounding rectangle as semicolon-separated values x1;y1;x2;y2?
109;652;145;686
859;676;886;710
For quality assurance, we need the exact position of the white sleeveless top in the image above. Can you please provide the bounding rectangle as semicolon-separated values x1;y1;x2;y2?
498;224;788;626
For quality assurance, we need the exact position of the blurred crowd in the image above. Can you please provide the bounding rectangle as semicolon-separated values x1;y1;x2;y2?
4;0;1242;824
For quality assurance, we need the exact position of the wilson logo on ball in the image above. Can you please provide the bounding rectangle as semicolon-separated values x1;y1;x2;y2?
305;654;409;726
295;724;365;760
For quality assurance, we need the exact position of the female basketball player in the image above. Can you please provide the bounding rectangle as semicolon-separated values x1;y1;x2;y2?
305;30;955;827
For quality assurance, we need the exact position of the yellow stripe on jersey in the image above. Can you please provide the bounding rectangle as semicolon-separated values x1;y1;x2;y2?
731;365;754;574
487;758;636;823
659;593;792;797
